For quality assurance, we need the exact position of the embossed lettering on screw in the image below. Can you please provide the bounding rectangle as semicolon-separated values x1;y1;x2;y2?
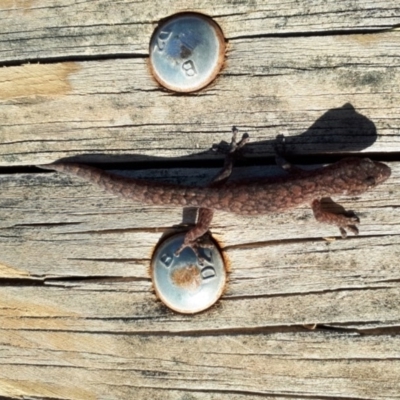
151;233;226;314
149;13;225;92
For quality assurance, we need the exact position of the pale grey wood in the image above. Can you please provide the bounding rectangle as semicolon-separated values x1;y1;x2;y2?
2;283;399;331
0;163;398;282
1;2;399;399
0;0;399;62
1;31;400;164
0;163;398;333
0;330;399;399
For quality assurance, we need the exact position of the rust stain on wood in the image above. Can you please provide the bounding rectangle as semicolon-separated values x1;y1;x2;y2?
0;62;81;99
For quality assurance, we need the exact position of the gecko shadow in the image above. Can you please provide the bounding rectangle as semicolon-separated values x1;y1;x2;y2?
48;103;377;168
38;103;381;258
268;102;377;156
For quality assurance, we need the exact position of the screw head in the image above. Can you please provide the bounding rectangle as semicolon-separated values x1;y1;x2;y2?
149;13;225;92
151;233;226;314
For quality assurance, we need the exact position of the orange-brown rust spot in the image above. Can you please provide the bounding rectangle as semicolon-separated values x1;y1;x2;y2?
211;234;231;275
171;265;201;291
0;62;81;99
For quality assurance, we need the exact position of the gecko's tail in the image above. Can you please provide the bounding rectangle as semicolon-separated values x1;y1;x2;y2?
36;163;59;170
36;162;88;175
34;162;162;205
36;162;114;182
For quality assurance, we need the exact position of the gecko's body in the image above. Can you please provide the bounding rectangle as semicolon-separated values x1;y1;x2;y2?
38;155;391;250
39;158;390;215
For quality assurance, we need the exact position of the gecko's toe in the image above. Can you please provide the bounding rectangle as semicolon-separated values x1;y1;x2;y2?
346;213;360;224
347;225;359;236
339;222;359;238
174;234;214;265
339;227;347;238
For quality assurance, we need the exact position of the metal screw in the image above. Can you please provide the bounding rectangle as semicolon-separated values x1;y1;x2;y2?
151;233;226;313
149;13;225;92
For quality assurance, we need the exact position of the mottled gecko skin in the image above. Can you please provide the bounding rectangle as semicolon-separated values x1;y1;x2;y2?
37;157;391;249
38;158;390;214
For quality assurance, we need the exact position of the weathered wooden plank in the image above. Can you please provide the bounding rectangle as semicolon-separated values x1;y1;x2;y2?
1;3;399;399
0;0;399;62
0;163;398;331
0;330;399;399
0;163;398;280
3;225;400;330
2;281;399;331
1;31;400;164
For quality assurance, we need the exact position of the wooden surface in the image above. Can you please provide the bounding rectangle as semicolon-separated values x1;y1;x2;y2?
1;1;400;399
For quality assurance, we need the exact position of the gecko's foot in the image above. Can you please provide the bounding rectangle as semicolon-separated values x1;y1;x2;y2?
211;127;250;185
273;134;305;173
174;234;215;264
213;126;249;156
274;133;286;155
229;126;250;154
312;199;360;238
275;153;293;172
274;135;291;170
324;212;359;238
336;212;360;238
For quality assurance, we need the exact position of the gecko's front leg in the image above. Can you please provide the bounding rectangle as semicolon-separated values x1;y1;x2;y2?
274;135;362;238
174;208;214;257
175;127;249;257
312;199;360;238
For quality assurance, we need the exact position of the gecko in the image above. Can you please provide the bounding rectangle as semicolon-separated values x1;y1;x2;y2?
37;129;391;255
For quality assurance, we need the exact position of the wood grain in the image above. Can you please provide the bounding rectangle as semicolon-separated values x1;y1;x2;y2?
1;0;399;61
0;30;399;164
1;1;400;399
0;331;400;399
0;164;398;328
1;331;399;399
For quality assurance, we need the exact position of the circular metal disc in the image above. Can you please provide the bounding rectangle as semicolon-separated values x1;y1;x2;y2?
151;233;226;314
149;13;225;92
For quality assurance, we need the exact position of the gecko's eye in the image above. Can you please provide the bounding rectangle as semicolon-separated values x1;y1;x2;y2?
365;176;376;186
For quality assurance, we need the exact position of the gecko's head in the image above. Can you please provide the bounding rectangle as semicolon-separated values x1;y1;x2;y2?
346;158;391;194
336;157;391;196
360;158;391;187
